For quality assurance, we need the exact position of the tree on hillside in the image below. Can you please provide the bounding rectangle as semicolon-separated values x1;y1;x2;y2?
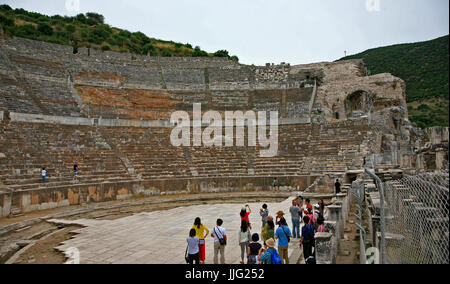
86;12;105;24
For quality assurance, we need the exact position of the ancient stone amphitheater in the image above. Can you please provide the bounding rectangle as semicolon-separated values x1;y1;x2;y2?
0;36;447;216
0;37;448;264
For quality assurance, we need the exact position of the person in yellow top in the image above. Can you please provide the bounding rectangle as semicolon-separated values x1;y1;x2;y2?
192;217;210;264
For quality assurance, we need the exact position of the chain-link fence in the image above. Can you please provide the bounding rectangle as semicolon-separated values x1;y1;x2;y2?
383;170;449;264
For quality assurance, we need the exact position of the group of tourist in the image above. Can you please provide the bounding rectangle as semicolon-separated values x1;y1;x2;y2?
40;164;79;182
185;196;333;265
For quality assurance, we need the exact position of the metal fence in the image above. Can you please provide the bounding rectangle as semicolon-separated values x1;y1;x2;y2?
350;178;369;264
383;170;449;264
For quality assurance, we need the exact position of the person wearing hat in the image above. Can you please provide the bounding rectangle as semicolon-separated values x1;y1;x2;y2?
275;210;285;226
275;217;293;264
258;238;280;264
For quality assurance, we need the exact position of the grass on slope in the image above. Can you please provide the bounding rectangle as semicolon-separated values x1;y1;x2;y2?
0;5;239;61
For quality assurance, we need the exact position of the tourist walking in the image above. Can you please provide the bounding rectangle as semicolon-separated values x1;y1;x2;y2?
297;196;304;223
247;233;262;264
273;177;279;193
41;167;47;182
211;219;227;264
186;229;200;265
262;216;275;244
192;217;210;264
307;208;316;226
300;215;315;261
258;238;282;264
302;199;313;215
275;217;293;264
259;204;269;228
335;179;341;195
240;205;252;230
73;164;78;180
316;199;333;218
289;200;301;238
316;216;325;233
238;220;252;264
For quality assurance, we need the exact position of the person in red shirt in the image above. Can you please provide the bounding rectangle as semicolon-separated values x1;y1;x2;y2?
303;199;313;215
240;205;252;230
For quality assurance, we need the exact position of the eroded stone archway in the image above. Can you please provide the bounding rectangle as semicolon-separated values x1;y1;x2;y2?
345;90;372;118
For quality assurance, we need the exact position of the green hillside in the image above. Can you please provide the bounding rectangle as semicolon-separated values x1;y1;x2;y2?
339;35;449;128
0;5;239;61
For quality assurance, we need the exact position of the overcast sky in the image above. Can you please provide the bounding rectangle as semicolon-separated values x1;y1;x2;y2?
2;0;449;65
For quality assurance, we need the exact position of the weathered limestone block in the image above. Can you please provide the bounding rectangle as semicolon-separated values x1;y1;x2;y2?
324;220;338;263
315;232;333;264
327;204;343;240
1;192;12;217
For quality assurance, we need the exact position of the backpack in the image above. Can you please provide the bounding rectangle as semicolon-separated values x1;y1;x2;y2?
268;248;283;264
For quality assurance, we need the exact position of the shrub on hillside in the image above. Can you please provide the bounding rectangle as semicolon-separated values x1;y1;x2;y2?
37;22;53;36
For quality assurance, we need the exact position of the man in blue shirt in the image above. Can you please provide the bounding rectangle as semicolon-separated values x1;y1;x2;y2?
300;215;315;261
275;218;293;264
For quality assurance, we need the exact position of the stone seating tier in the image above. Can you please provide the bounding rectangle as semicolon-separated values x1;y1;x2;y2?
0;118;370;191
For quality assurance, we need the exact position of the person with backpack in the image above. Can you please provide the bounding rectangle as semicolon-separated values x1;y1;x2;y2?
247;233;262;264
238;220;252;264
258;238;282;264
186;229;200;265
300;215;315;262
192;217;210;264
274;217;293;264
307;208;316;226
211;219;227;264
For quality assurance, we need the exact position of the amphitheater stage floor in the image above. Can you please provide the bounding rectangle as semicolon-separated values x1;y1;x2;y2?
48;194;305;264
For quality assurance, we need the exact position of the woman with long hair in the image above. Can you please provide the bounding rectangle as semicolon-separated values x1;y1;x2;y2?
238;220;252;264
262;216;275;244
191;217;210;264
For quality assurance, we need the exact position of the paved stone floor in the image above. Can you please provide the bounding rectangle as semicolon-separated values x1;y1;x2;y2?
49;194;305;264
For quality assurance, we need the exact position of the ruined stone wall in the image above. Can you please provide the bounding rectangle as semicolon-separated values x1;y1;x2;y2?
0;37;317;121
0;175;318;217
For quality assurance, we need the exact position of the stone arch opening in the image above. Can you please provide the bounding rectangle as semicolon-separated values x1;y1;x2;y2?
345;90;369;118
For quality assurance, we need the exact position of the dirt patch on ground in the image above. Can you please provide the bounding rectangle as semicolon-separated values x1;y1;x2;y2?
12;225;82;264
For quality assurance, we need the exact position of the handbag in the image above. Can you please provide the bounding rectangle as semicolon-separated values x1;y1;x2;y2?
282;227;291;243
199;239;205;245
214;227;227;246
